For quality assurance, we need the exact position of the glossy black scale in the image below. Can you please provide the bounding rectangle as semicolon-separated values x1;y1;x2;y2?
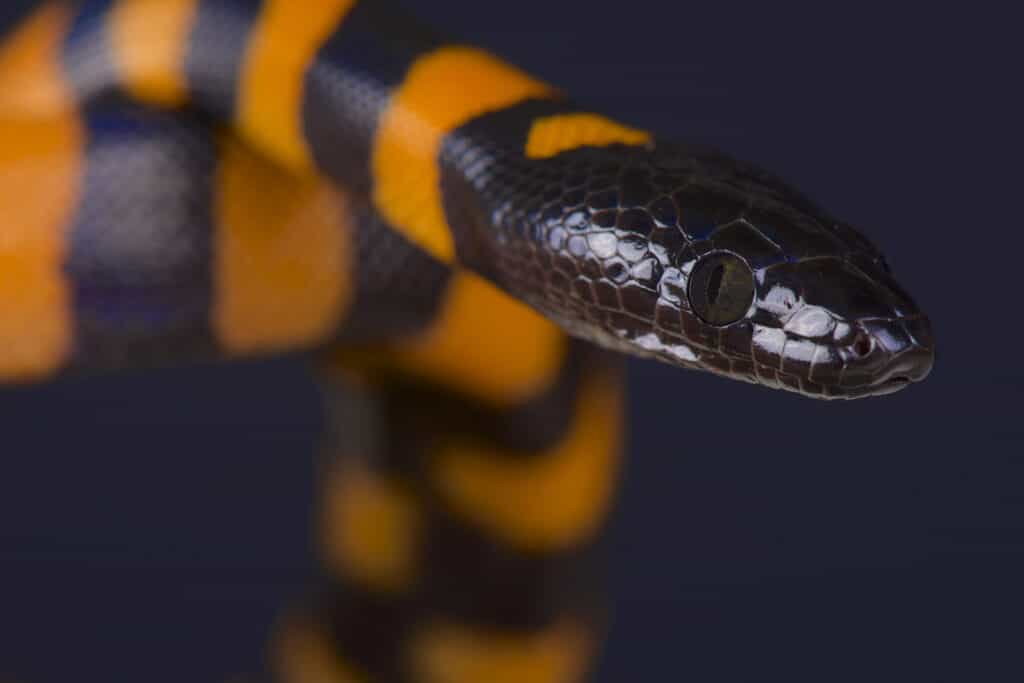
442;124;935;399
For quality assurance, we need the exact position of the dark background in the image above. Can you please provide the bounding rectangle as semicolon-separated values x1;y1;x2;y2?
1;2;1019;682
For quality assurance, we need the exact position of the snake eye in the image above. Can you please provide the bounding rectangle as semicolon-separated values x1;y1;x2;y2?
688;251;755;326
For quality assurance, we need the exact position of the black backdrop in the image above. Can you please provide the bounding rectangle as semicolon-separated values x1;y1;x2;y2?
1;2;1020;682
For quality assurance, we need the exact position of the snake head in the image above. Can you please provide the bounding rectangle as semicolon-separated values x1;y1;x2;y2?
450;139;935;399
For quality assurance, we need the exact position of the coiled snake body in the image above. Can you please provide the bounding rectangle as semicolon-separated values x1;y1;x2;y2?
0;1;935;681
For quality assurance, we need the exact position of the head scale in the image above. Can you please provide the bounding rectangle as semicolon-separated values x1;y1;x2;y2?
454;140;935;399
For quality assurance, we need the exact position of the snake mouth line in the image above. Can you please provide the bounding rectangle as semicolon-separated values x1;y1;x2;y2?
561;301;932;399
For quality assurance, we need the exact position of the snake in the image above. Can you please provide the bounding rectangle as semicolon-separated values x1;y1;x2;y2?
0;1;935;681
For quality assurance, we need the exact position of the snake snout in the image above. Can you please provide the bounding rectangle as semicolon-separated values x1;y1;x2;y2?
875;316;935;386
842;315;935;395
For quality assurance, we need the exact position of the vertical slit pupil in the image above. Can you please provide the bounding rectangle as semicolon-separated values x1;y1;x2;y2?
688;251;753;326
706;263;725;306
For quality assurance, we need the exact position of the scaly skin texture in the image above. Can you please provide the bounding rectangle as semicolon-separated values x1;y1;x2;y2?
0;1;933;396
444;107;934;399
0;1;935;681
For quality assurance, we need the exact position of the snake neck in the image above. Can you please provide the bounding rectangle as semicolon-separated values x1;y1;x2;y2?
437;100;661;342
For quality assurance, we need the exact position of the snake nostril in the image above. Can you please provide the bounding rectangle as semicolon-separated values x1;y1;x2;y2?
852;331;873;358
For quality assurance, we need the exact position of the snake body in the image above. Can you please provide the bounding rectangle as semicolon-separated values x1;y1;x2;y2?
0;1;935;681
